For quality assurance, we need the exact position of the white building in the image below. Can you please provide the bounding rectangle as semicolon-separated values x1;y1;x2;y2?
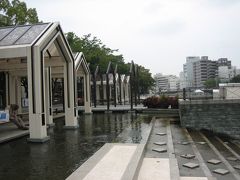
154;73;179;92
218;66;240;82
168;75;179;91
218;66;229;82
183;56;200;88
179;71;187;89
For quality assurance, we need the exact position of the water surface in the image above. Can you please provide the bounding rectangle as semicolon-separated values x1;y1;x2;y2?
0;113;152;180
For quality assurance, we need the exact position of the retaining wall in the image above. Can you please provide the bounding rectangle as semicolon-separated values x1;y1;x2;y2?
179;99;240;139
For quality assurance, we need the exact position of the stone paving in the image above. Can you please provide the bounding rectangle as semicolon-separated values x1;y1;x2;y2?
142;118;240;180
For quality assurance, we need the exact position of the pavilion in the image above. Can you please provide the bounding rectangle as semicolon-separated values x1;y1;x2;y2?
0;22;91;142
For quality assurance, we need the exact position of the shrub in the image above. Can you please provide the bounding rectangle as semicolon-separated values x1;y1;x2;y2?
142;96;179;109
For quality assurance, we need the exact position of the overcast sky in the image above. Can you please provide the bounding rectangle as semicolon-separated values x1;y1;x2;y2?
24;0;240;76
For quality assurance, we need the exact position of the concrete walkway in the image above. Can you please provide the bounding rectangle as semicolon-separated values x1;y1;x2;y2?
67;118;240;180
77;105;147;112
0;113;64;143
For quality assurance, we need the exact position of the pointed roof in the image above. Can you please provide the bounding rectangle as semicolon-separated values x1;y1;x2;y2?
74;52;90;74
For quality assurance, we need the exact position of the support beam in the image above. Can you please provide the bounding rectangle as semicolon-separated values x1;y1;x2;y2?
9;74;16;105
27;47;49;142
106;73;110;111
16;76;22;113
63;62;78;129
119;75;122;105
84;74;92;114
45;67;54;126
100;75;104;105
5;72;9;106
113;73;116;107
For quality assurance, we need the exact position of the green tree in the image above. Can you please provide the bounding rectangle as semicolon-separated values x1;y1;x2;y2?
230;75;240;83
204;78;218;88
0;0;39;26
66;32;154;94
138;65;155;94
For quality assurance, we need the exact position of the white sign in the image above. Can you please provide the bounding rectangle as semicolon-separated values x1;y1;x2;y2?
22;98;29;108
0;110;9;122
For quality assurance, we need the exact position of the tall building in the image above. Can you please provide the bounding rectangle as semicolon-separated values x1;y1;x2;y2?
154;73;179;92
181;56;233;89
183;56;200;88
193;56;218;88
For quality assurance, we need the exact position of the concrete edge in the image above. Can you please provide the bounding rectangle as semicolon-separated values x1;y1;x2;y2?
124;117;155;180
66;143;114;180
0;131;29;144
121;144;145;180
63;125;79;129
27;136;50;143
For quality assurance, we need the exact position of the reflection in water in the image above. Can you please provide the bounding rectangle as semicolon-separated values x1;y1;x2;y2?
0;113;152;180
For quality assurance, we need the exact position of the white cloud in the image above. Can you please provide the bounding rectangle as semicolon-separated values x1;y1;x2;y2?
23;0;240;75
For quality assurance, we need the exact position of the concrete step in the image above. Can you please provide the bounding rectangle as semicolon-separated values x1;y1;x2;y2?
180;177;208;180
66;143;145;180
138;158;171;180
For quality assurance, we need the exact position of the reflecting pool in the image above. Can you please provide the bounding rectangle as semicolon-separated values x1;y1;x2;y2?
0;113;152;180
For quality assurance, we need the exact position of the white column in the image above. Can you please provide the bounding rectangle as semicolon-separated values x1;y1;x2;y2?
125;84;129;102
116;83;119;104
103;84;107;100
27;47;49;142
16;76;22;113
45;67;54;126
96;84;100;102
121;82;124;104
64;62;78;128
84;74;92;114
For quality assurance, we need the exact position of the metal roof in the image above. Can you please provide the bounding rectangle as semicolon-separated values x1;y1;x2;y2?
0;23;50;46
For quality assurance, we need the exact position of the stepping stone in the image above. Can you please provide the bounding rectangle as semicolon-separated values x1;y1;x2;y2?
197;142;206;145
178;141;190;145
213;168;229;175
183;162;199;169
234;165;240;170
156;132;166;136
154;141;167;146
207;159;221;165
227;157;238;161
152;148;167;153
180;154;195;159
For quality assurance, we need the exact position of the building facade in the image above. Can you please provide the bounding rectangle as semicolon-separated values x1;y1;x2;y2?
154;73;179;92
181;56;240;89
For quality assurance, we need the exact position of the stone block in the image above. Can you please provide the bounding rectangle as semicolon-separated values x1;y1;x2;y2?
183;162;199;169
180;154;195;159
213;168;229;175
207;159;221;165
152;148;167;153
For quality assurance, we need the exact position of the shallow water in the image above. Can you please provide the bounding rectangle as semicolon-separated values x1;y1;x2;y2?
0;113;152;180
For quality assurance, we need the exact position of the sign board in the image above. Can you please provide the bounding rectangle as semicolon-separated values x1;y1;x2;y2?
22;98;29;108
0;110;9;122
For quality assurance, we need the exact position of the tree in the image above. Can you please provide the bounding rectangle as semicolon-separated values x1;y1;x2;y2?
0;0;39;26
66;32;154;94
230;75;240;83
204;78;218;89
138;65;155;94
